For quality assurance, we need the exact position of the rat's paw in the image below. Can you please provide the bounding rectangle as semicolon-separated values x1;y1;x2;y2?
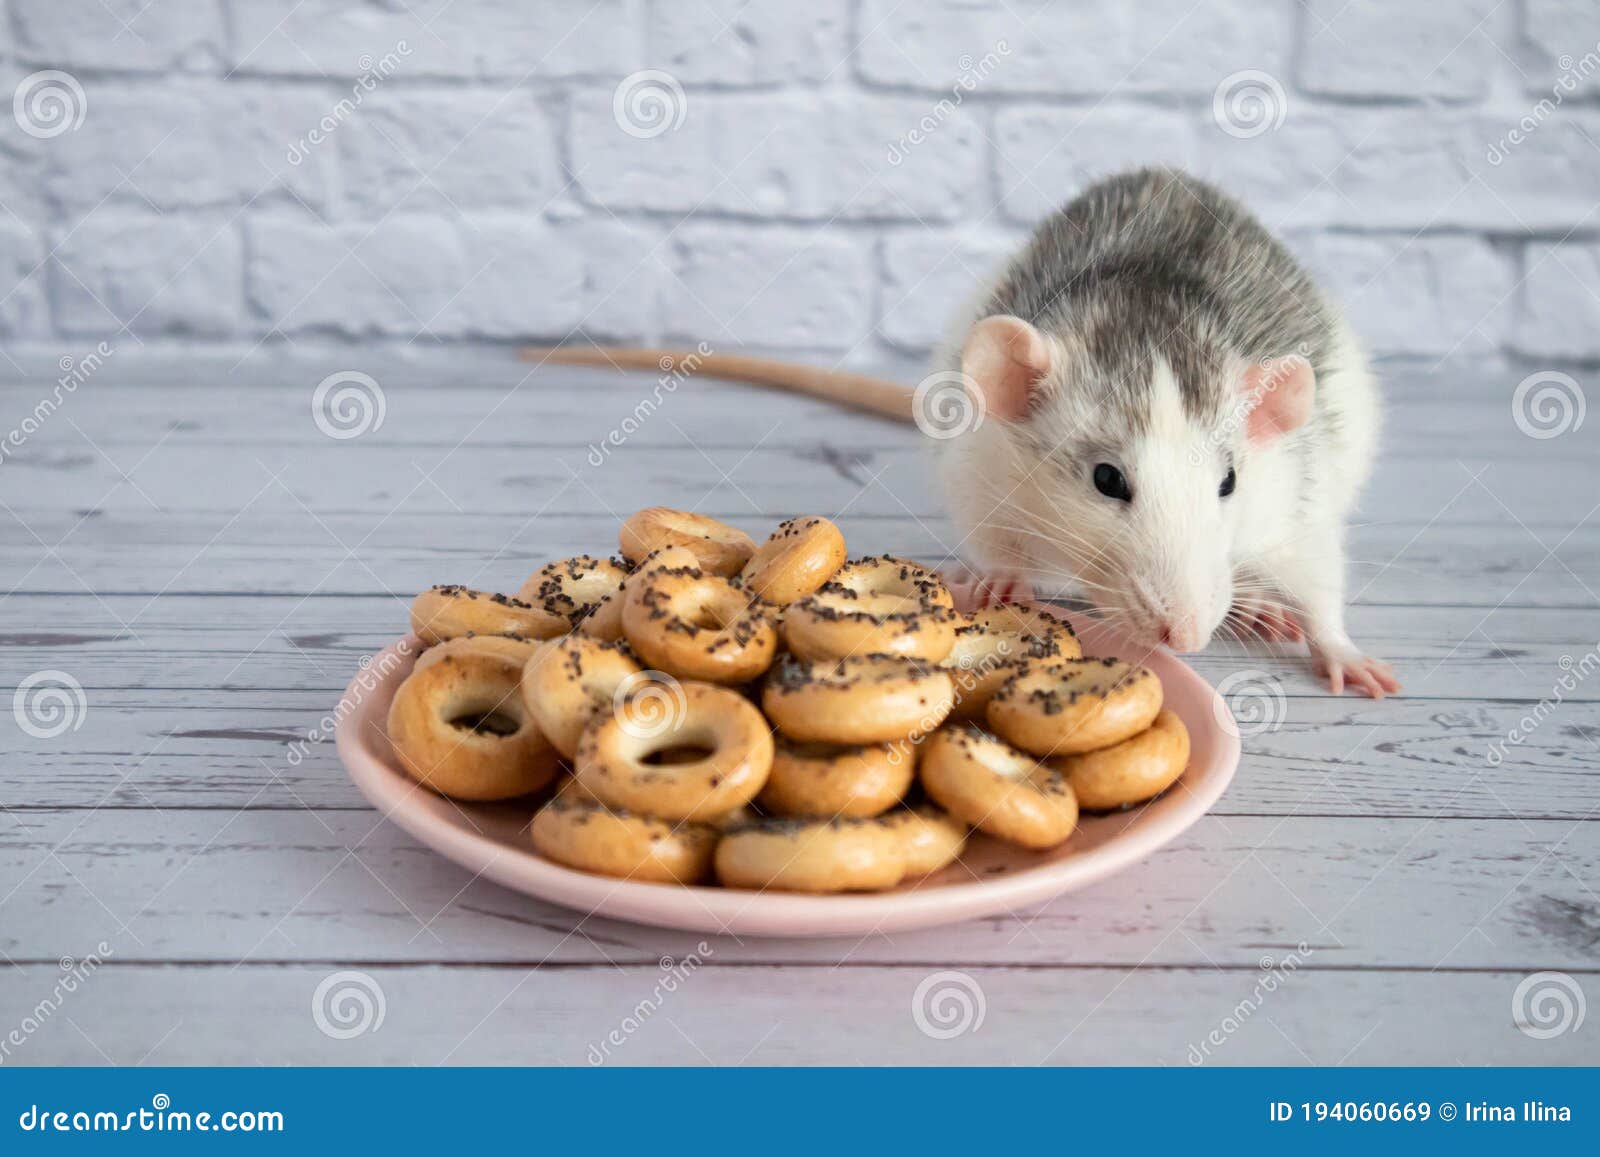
1230;596;1303;643
1310;640;1401;698
944;570;1035;612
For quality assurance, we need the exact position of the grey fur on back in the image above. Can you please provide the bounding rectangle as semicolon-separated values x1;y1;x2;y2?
984;168;1342;433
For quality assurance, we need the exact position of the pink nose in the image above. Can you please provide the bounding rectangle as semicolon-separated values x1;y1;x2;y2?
1159;618;1202;652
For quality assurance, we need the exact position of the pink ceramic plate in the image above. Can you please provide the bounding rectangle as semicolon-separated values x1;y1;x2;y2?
335;610;1239;937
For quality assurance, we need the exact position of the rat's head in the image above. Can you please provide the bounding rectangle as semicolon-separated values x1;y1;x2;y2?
960;314;1315;652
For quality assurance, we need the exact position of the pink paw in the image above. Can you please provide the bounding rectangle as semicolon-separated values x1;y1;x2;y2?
944;570;1036;612
1311;641;1401;698
1230;597;1304;643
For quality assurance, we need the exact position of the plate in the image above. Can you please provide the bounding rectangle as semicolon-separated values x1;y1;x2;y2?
334;611;1240;937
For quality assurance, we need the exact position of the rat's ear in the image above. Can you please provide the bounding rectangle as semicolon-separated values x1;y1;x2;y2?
1241;353;1315;445
960;315;1054;421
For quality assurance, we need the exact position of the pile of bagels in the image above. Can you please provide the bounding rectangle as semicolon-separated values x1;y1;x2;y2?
385;506;1190;894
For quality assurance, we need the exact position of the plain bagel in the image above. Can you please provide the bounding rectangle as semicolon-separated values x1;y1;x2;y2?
386;647;560;801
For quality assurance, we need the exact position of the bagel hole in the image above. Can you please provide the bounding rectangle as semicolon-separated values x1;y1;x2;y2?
641;745;716;767
448;708;521;737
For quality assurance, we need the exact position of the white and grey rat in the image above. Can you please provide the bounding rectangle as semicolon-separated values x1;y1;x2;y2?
528;168;1399;698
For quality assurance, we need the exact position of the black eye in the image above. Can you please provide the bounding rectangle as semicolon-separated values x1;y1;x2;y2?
1219;467;1236;498
1093;463;1132;502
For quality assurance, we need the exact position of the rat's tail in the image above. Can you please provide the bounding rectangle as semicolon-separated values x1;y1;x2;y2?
519;345;914;424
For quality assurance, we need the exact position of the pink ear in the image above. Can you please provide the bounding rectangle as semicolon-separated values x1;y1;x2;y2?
1243;354;1315;445
960;315;1053;421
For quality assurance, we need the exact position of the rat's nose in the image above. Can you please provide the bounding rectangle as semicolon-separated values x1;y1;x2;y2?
1158;617;1203;652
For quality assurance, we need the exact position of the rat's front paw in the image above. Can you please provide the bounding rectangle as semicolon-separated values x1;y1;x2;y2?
943;569;1035;612
1310;638;1401;698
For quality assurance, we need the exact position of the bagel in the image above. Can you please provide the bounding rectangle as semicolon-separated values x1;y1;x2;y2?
516;554;629;632
410;584;567;645
714;816;907;893
531;796;718;884
832;556;954;610
762;654;954;745
740;516;848;604
519;635;643;759
986;657;1162;757
782;586;957;663
386;648;560;801
619;507;756;576
622;553;778;684
944;605;1079;720
415;634;541;673
758;739;912;819
574;681;774;822
881;803;969;877
919;725;1078;850
1049;709;1191;810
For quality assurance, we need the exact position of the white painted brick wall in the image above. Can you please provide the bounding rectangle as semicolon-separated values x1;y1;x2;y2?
0;0;1595;366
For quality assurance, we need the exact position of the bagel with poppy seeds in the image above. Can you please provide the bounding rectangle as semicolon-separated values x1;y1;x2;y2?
619;507;756;576
622;553;778;684
919;725;1078;850
410;584;567;645
986;657;1162;757
739;516;849;604
757;738;912;818
762;654;954;745
517;554;629;632
714;816;908;893
944;605;1079;720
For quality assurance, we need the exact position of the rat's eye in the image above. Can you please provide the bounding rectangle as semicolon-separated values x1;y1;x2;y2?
1219;466;1237;498
1093;463;1132;502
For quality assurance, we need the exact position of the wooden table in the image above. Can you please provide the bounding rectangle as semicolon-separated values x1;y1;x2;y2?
2;353;1596;1066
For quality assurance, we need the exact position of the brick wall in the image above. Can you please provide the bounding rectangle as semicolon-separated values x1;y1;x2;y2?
1;0;1596;368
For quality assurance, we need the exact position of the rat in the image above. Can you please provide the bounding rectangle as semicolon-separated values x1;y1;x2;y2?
526;168;1400;698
